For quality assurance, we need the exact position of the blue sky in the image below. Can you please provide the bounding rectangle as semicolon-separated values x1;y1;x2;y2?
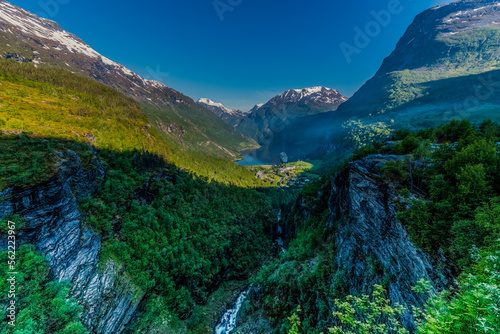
12;0;451;111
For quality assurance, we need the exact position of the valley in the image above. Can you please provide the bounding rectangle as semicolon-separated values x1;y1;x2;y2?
0;0;500;334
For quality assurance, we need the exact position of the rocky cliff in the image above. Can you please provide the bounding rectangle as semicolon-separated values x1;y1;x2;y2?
336;0;500;123
238;154;451;333
0;149;142;334
327;154;450;330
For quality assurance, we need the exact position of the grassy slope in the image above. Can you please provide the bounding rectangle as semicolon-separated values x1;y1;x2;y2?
0;59;263;188
340;25;500;122
0;29;259;161
0;59;290;333
142;103;258;161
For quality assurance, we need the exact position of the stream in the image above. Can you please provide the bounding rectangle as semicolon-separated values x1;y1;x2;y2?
213;289;251;334
275;209;286;253
213;210;286;333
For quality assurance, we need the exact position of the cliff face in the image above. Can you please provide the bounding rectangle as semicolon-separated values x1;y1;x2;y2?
327;155;450;330
237;154;452;334
335;0;500;121
0;149;143;334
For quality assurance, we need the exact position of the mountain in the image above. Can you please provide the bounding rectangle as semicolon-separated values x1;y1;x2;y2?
249;103;265;113
0;0;257;159
235;87;347;162
337;0;500;130
196;98;246;127
0;135;276;333
237;86;347;140
242;120;500;334
310;0;500;167
242;154;450;333
257;86;347;117
2;1;500;333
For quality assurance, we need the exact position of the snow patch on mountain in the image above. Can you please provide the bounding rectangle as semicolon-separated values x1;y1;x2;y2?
438;1;500;36
266;86;348;110
0;0;165;91
197;98;243;116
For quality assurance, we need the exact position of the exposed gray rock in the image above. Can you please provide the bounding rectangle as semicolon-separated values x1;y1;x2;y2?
0;149;143;334
234;287;273;334
234;309;273;334
327;154;449;331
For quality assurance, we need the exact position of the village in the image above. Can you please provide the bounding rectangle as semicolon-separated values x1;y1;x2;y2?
247;160;319;188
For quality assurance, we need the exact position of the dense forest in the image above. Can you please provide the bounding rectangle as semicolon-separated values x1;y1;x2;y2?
0;60;292;333
0;57;499;334
0;134;295;333
250;120;500;334
0;244;89;334
0;59;265;188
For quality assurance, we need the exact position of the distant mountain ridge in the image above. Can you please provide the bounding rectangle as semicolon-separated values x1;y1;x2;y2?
0;0;257;159
260;86;347;117
196;98;245;127
195;86;346;164
235;86;347;143
337;0;500;129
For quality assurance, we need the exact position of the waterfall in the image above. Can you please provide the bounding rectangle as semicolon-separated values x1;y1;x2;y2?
213;209;285;333
275;209;286;253
213;289;250;334
276;236;286;253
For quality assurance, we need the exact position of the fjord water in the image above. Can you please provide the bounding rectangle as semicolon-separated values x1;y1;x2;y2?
235;150;273;166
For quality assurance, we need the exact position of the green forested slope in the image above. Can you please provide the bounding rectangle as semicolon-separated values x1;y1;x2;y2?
0;136;287;333
339;1;500;120
0;58;295;334
252;120;500;334
0;17;258;160
0;59;261;187
0;245;88;334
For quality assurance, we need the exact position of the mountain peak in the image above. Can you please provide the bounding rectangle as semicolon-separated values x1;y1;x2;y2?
264;86;347;115
0;0;166;92
197;98;226;108
196;98;245;127
249;103;265;112
196;98;242;115
290;86;330;95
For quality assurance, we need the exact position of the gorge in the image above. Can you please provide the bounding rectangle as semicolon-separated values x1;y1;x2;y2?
1;0;500;333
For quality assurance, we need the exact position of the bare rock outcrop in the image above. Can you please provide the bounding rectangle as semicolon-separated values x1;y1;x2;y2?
0;149;143;334
328;154;450;331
